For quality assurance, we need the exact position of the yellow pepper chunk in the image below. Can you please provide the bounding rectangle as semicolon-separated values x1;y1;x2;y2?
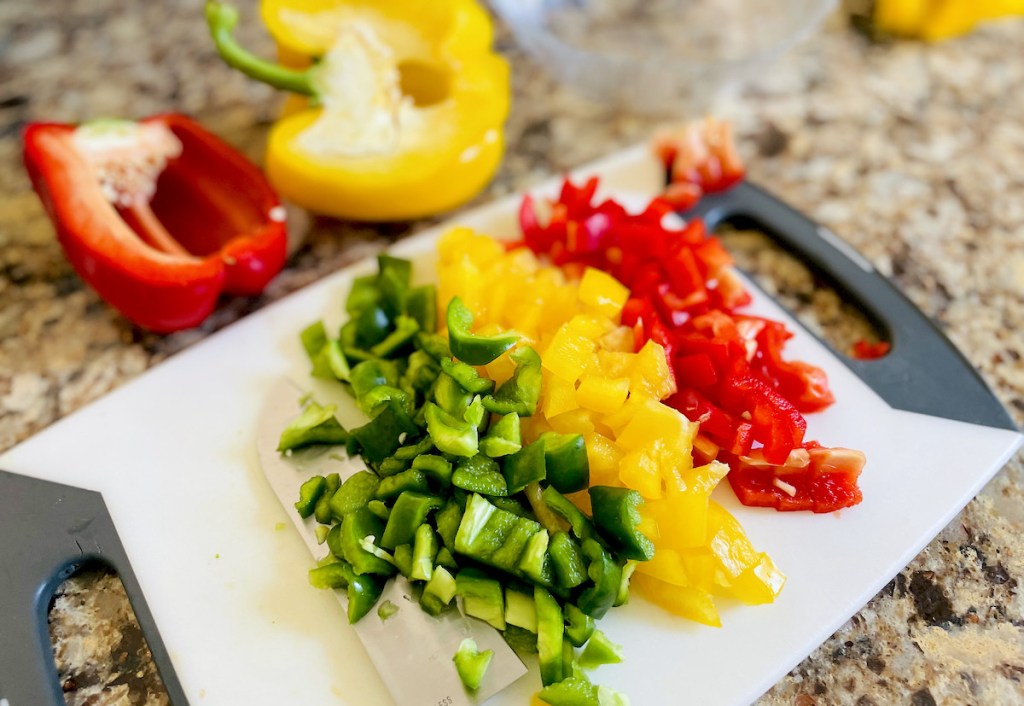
579;267;631;320
576;375;630;414
631;573;721;628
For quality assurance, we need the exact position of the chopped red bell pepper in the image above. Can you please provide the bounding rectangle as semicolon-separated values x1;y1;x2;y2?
852;339;891;360
514;153;866;512
23;113;287;333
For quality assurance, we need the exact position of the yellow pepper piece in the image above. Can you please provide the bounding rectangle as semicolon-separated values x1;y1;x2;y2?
631;573;721;628
718;553;787;605
630;340;677;400
579;267;631;320
635;547;688;586
576;375;630;414
541;371;579;418
259;0;510;220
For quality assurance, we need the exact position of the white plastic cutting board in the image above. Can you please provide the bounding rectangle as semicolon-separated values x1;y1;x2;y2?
2;145;1021;705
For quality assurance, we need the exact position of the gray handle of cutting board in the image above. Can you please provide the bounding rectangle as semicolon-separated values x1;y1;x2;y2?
0;470;189;706
685;181;1017;432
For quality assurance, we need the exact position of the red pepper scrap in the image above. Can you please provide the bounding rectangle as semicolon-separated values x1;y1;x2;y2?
851;339;891;360
24;114;287;333
515;169;865;513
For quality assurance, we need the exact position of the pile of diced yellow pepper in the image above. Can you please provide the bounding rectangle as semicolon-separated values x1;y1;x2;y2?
437;227;785;627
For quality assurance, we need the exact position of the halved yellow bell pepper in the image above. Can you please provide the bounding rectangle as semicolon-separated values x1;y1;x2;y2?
875;0;1024;41
208;0;509;221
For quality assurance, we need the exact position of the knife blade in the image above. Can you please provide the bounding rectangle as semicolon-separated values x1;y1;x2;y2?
256;378;528;706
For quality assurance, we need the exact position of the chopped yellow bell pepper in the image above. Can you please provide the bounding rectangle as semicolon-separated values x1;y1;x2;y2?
435;227;785;623
210;0;509;221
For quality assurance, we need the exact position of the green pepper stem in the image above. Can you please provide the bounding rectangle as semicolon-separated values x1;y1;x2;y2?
205;1;317;96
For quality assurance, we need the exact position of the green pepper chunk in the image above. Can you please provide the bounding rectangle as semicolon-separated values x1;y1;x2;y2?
294;475;326;518
502;441;547;494
354;304;392;349
314;472;341;525
377;455;410;477
480;413;522;458
541;432;590;494
311;338;351;382
338;320;375;363
420;565;456;615
536;676;599;706
447;297;519;365
346;274;380;316
337;507;395;576
393;544;413;577
434;500;463;550
300;320;328;359
329;471;380;519
405;284;437;334
504;585;537;632
534;586;565;686
616;560;637;607
375;469;429;501
381;491;443;549
411;523;439;581
366;499;390;521
453;454;508;497
541;485;597;542
402;350;441;394
463;395;488;433
436;546;459;572
576;539;622;619
411;454;453;488
440;357;496;395
433;372;473;418
370;315;419;359
423;402;478;457
350;359;400;408
350;401;418;464
588;486;654;562
393;436;435;460
456;568;506;630
549;531;587;589
277;401;348;452
376;254;412;318
415;331;451;361
482;346;542;417
518;528;555;587
308;560;385;624
453;637;494;692
577;630;623;670
377;599;399;622
563;603;595;647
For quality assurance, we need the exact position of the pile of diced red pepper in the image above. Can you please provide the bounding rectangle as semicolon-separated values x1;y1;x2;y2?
515;162;865;513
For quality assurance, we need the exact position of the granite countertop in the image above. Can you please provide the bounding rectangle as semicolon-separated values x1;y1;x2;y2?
2;1;1023;704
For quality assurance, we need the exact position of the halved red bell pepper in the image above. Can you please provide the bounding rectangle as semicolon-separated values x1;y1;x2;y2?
23;113;287;333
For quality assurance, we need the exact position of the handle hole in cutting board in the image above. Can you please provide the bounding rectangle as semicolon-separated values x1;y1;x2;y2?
714;220;891;360
48;564;169;706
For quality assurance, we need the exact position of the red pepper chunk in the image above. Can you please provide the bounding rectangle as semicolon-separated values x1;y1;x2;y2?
23;114;287;333
727;444;866;513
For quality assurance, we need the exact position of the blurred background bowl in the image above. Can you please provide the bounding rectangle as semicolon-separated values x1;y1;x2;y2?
490;0;837;116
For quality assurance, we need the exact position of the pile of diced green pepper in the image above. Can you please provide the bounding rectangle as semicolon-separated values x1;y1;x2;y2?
280;255;651;705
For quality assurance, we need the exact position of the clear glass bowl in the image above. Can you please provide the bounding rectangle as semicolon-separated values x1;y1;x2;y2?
490;0;837;116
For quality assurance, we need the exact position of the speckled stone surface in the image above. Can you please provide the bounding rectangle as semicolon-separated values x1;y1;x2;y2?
2;1;1023;704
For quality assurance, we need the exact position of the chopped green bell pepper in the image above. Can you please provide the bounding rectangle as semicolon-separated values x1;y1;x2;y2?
504;585;537;632
370;314;419;359
338;507;395;576
277;401;348;452
434;499;463;550
483;346;542;417
424;402;478;457
405;284;437;334
353;303;392;349
376;254;412;319
537;676;599;706
420;565;457;615
480;413;522;458
577;630;623;670
441;357;496;395
308;559;384;623
415;331;451;362
447;296;519;365
453;637;494;692
300;320;328;359
541;485;597;542
350;401;418;464
402;350;441;393
453;454;508;497
310;338;351;382
393;543;413;578
549;531;587;589
314;472;341;525
329;471;380;519
576;539;622;619
294;475;326;518
588;486;654;562
411;454;453;488
541;432;590;494
433;372;473;418
503;441;547;494
535;586;564;686
411;523;439;581
381;491;443;549
375;469;429;502
564;603;595;647
456;568;506;630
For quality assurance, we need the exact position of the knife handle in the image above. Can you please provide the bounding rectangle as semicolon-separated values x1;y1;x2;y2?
685;181;1017;431
0;470;189;706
